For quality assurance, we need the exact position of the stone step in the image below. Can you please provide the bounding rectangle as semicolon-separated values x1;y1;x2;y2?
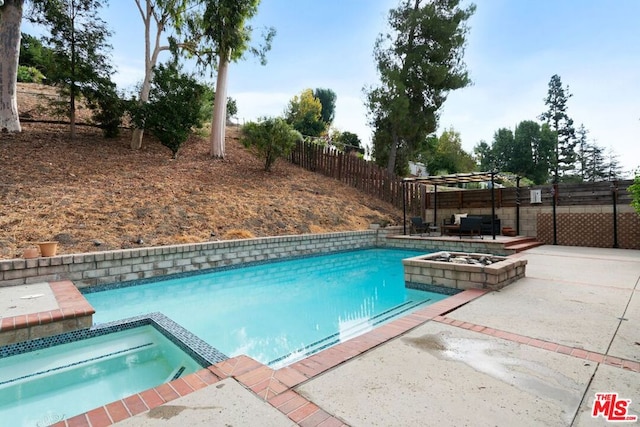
504;239;544;253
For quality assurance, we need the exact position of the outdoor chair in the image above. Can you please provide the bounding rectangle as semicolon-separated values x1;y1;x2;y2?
410;217;430;235
458;216;483;239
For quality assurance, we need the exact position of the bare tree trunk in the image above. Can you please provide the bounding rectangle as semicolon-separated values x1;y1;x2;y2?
0;0;24;133
70;90;76;139
131;0;159;150
210;55;229;158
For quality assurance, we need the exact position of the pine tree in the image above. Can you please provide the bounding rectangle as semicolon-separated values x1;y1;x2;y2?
366;0;475;174
539;74;576;182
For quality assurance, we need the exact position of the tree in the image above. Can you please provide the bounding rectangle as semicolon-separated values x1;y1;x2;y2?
490;128;514;172
582;140;608;182
198;83;238;124
0;0;24;132
606;148;623;180
473;140;494;171
575;124;589;180
313;88;336;126
131;63;206;158
532;124;555;184
241;117;302;171
540;74;576;182
335;131;362;154
366;0;475;174
19;32;55;76
428;128;475;174
195;0;275;158
285;89;326;137
32;0;113;139
130;0;193;150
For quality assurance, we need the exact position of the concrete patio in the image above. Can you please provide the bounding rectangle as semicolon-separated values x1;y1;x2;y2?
4;244;637;426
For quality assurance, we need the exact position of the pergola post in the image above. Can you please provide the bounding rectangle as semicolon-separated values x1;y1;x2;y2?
491;172;496;240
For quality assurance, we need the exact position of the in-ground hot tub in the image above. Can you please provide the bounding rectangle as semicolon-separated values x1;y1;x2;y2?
403;251;527;291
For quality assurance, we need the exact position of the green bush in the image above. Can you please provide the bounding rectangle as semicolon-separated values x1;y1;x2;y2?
86;79;126;138
242;117;302;171
17;65;45;83
130;63;206;158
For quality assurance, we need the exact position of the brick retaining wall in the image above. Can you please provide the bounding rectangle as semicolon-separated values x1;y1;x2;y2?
0;231;378;289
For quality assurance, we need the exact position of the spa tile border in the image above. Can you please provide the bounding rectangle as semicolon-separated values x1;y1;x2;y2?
51;288;487;427
0;312;227;367
433;316;640;373
0;280;94;333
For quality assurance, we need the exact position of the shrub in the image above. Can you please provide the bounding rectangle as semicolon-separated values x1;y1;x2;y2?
242;117;302;171
87;79;126;138
17;65;45;83
130;63;206;158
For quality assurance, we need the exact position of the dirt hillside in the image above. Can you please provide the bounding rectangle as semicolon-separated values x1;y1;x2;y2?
0;84;402;259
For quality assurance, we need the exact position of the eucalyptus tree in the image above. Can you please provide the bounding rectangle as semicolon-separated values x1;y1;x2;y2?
193;0;275;158
130;0;193;150
0;0;24;132
365;0;475;174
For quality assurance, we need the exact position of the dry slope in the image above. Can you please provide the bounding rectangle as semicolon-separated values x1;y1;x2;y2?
0;86;402;258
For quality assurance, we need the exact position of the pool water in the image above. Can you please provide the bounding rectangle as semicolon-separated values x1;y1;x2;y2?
86;248;446;367
0;325;202;426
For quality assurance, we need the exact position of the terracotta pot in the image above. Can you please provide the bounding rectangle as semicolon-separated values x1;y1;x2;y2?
23;247;40;259
38;242;58;257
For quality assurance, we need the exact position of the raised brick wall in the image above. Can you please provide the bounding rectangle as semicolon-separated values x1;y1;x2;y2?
0;231;378;289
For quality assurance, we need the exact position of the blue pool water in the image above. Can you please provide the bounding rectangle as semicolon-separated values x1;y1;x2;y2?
0;325;203;426
86;248;446;367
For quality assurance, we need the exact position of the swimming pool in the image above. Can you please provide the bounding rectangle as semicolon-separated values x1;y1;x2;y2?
85;248;448;367
0;323;205;426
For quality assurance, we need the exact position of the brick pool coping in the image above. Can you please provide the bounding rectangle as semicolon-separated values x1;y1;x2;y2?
0;281;94;346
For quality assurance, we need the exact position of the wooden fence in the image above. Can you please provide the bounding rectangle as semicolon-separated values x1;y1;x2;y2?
289;140;425;215
288;139;635;216
426;180;634;210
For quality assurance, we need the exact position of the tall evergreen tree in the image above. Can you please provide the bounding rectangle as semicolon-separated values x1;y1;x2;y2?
366;0;475;174
582;140;608;182
473;140;494;171
490;128;514;172
313;88;337;126
606;148;623;180
539;74;576;182
575;124;589;180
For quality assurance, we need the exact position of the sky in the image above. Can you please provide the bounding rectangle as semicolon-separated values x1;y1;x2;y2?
23;0;640;175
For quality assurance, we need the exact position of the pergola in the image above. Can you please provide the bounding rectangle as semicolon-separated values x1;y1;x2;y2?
401;171;519;240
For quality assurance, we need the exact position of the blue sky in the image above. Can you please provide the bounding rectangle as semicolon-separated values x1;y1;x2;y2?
24;0;640;175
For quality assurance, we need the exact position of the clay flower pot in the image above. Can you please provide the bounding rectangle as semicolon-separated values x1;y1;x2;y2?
38;242;58;257
23;247;40;259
